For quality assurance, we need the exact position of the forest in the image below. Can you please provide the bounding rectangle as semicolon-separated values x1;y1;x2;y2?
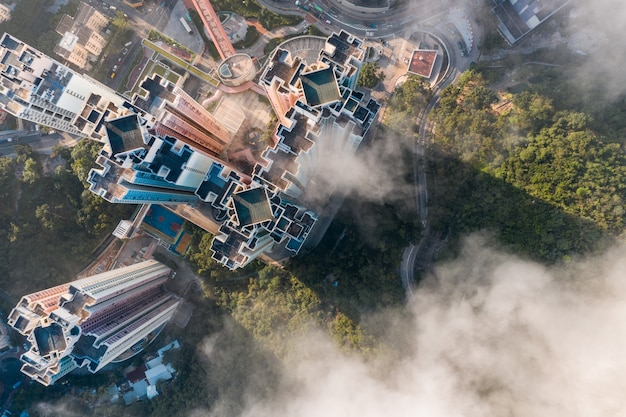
0;140;134;312
1;9;625;412
427;69;625;263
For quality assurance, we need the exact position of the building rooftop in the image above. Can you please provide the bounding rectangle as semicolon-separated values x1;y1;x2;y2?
408;50;437;78
147;136;192;183
324;31;364;66
493;0;573;44
232;187;273;226
33;322;66;356
105;115;146;156
262;49;305;87
300;67;341;107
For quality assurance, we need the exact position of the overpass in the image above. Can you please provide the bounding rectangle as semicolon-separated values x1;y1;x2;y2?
191;0;236;60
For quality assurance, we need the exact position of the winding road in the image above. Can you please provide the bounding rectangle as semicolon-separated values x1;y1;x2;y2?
255;0;482;297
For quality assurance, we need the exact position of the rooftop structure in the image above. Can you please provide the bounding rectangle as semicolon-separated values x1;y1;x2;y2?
88;116;219;205
7;260;179;386
407;50;438;79
54;2;108;71
191;0;236;60
1;30;378;271
218;54;256;88
134;73;232;157
0;4;11;24
261;31;366;126
0;33;135;138
492;0;573;44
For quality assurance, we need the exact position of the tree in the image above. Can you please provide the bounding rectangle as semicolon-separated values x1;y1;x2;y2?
358;62;385;88
112;11;130;30
22;157;43;184
35;203;63;231
70;139;101;184
384;75;431;138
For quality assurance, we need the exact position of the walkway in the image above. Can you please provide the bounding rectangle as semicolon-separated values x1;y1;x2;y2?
191;0;236;60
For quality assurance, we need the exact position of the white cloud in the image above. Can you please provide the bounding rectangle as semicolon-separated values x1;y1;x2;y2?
202;238;626;417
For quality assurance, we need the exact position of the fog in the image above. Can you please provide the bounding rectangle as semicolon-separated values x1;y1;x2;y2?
195;237;626;417
298;126;414;207
566;0;626;102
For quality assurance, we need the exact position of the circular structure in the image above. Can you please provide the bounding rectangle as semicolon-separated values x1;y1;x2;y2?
269;36;327;66
218;53;256;87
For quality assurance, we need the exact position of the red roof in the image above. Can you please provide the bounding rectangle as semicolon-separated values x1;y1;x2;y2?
408;50;437;79
126;364;147;383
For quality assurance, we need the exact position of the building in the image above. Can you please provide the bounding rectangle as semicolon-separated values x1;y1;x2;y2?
0;30;379;271
407;49;438;79
0;33;135;138
492;0;573;44
7;260;179;386
133;73;232;158
0;4;11;23
88;113;220;205
54;2;109;71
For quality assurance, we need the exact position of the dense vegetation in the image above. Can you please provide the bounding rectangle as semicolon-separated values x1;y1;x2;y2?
383;75;432;138
0;141;133;309
427;70;625;262
0;0;79;56
207;0;301;31
357;62;385;88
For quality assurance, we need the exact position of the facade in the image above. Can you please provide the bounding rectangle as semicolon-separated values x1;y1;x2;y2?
0;33;134;137
0;4;11;23
196;164;318;269
0;30;378;271
55;2;109;71
492;0;573;44
133;73;232;157
88;112;219;205
7;260;179;386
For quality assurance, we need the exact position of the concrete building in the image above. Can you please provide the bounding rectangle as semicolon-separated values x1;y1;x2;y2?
7;260;179;386
54;2;109;71
492;0;573;44
0;4;11;23
261;31;366;126
0;33;134;138
133;73;232;158
0;30;378;271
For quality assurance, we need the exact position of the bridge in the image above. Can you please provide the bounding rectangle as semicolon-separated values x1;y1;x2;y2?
191;0;236;60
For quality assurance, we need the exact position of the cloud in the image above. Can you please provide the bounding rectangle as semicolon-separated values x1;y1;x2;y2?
566;0;626;102
298;126;414;208
33;400;84;417
201;237;626;417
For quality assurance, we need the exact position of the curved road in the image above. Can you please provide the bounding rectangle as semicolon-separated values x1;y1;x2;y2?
258;0;481;297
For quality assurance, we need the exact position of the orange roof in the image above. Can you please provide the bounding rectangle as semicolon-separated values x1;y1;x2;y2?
408;50;437;79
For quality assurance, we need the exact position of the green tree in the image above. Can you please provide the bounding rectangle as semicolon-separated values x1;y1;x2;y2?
384;75;431;138
112;11;130;30
35;203;63;231
22;157;43;184
70;139;101;183
358;61;385;88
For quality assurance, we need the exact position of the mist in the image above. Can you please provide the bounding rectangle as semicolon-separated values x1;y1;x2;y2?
563;0;626;102
299;126;414;207
196;236;626;417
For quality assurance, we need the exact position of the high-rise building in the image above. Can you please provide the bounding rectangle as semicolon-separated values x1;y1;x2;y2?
0;30;378;270
7;260;179;386
0;33;136;138
88;112;220;205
